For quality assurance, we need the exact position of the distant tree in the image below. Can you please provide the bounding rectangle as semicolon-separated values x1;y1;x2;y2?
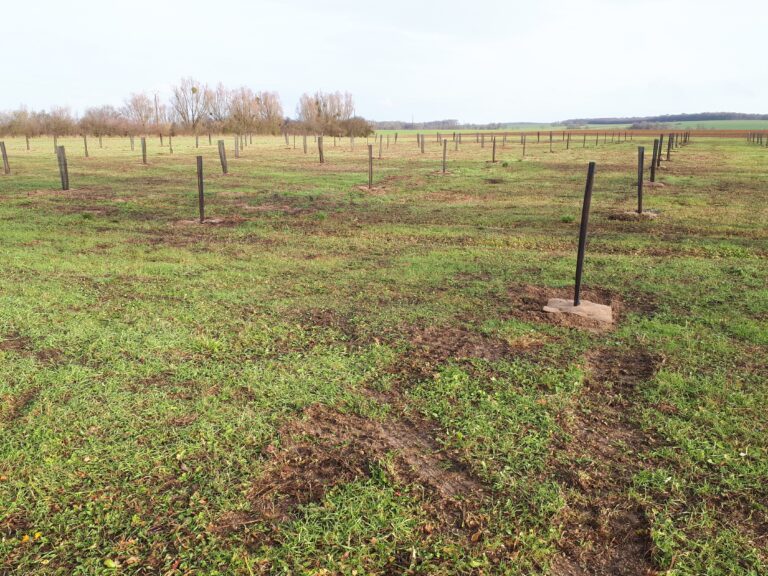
256;91;283;135
47;107;76;137
171;77;208;132
296;91;356;136
80;106;124;136
122;93;154;134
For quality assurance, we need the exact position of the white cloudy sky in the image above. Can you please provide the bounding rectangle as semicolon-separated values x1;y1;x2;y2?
3;0;766;122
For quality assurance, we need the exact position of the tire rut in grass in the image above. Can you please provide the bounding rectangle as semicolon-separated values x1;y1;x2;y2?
391;324;541;385
246;403;487;533
551;346;662;576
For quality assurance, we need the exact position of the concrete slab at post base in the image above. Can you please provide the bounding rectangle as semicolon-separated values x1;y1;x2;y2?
543;298;613;324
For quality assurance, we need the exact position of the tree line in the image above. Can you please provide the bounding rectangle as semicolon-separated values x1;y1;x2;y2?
564;112;768;125
0;79;373;138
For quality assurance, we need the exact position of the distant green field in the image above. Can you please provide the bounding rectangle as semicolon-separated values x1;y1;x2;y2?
377;120;768;134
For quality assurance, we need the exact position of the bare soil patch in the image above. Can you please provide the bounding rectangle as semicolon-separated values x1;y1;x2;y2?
0;387;41;424
392;325;539;384
221;404;488;539
550;346;662;576
0;333;62;364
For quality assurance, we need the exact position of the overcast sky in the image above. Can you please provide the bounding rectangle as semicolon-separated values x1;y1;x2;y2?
4;0;766;123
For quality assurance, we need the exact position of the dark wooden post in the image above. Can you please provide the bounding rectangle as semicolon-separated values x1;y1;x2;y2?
160;133;164;147
98;135;102;149
442;139;448;173
303;134;308;154
25;135;30;151
83;135;89;158
666;133;673;161
234;135;240;159
481;134;485;148
53;135;58;152
574;162;596;306
169;135;173;155
318;136;324;163
197;156;205;223
0;141;9;175
378;135;383;159
195;134;199;148
217;140;228;174
420;134;425;154
650;139;659;182
583;133;586;148
549;131;553;153
368;144;373;188
522;135;526;157
637;146;645;214
208;133;212;145
492;136;497;162
56;146;70;191
566;133;571;150
537;131;540;143
657;135;664;168
395;132;398;144
141;137;147;165
595;132;599;146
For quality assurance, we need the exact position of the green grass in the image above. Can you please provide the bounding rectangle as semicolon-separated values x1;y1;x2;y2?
0;133;766;574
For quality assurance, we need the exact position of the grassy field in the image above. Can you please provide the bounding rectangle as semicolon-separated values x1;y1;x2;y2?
0;132;766;575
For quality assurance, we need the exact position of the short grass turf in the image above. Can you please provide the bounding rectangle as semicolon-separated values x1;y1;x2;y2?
0;133;766;575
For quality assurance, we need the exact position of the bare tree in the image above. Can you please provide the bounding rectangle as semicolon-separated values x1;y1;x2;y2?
48;107;76;137
256;91;284;134
227;87;258;134
80;106;124;136
171;77;208;131
123;93;153;134
296;91;356;135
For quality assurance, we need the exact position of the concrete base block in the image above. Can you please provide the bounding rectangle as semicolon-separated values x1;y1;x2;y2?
543;298;613;324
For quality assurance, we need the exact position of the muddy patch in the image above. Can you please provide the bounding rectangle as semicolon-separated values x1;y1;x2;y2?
0;333;62;364
392;325;538;385
229;404;487;536
550;346;662;576
52;204;120;217
296;308;361;344
1;387;41;424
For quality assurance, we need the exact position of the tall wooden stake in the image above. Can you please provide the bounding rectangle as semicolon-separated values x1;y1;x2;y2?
574;162;596;306
368;144;373;189
637;146;645;214
0;142;9;175
442;139;447;173
217;140;228;174
197;156;205;223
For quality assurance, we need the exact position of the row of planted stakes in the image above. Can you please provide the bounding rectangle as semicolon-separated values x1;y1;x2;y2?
0;129;692;317
0;129;691;193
